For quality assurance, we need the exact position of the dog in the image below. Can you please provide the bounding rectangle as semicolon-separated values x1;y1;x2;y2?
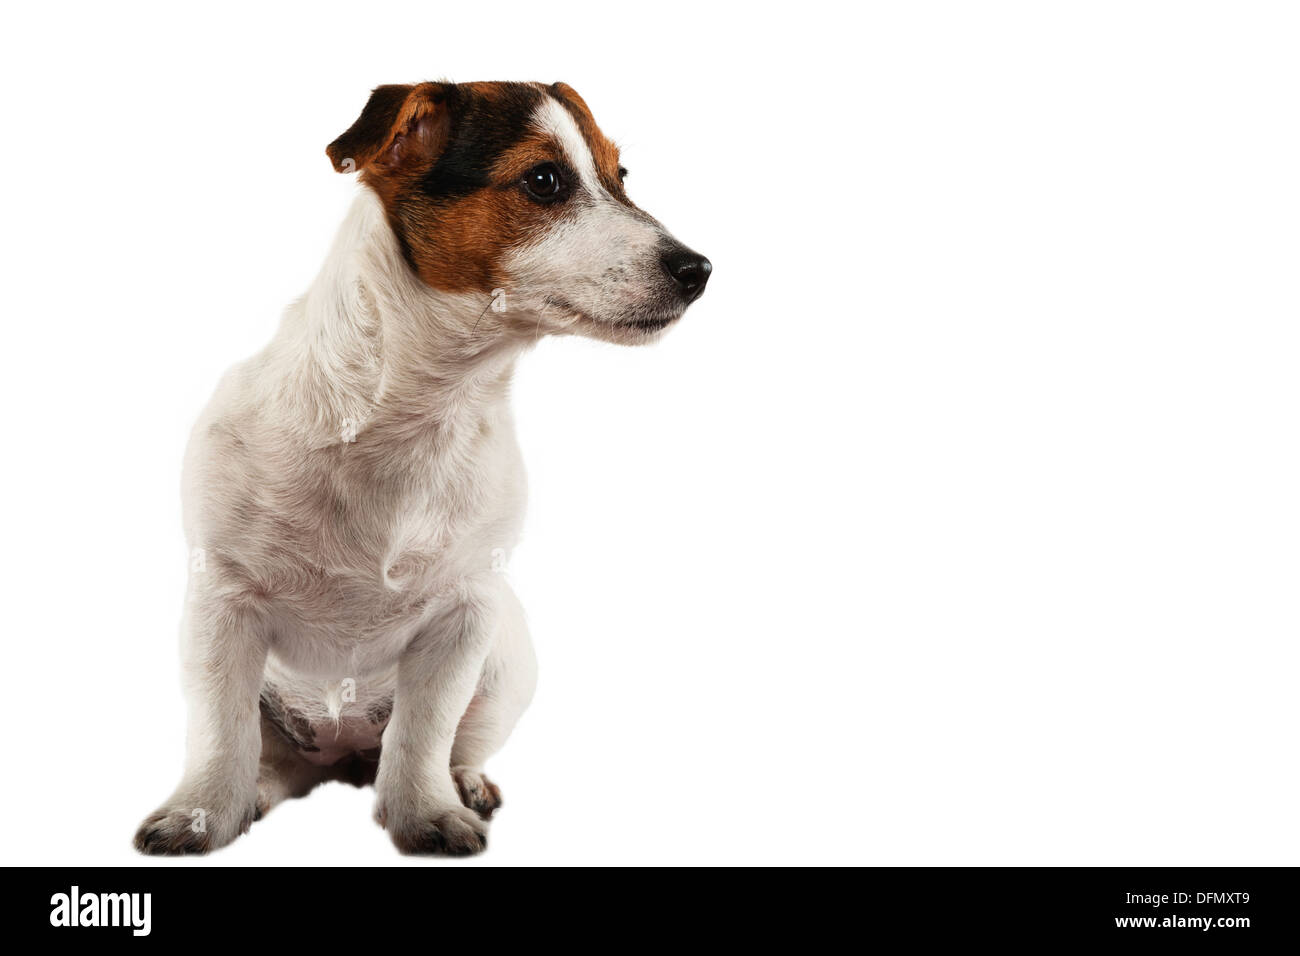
133;81;710;856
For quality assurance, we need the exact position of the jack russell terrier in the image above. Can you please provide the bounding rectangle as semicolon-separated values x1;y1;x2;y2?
133;81;710;855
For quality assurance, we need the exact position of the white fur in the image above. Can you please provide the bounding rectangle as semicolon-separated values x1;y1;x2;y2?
533;97;601;192
509;101;684;337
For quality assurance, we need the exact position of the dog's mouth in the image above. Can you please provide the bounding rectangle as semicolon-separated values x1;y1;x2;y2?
543;296;683;336
625;315;679;332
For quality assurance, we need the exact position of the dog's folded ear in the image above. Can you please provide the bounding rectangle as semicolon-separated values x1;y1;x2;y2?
326;82;451;175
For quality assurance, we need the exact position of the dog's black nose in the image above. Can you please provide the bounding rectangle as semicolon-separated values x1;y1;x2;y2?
662;247;712;301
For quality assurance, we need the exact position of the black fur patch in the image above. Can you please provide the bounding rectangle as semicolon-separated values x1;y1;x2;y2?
418;83;546;201
334;749;381;787
259;686;320;752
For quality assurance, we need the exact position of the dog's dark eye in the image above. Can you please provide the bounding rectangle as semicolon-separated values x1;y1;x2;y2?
524;163;563;200
617;166;628;184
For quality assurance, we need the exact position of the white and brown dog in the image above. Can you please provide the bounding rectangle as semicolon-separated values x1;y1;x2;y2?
133;81;710;856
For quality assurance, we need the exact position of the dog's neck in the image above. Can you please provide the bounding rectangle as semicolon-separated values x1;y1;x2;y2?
268;191;526;452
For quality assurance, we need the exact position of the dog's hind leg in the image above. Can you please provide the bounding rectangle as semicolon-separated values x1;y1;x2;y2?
254;709;333;819
450;586;537;819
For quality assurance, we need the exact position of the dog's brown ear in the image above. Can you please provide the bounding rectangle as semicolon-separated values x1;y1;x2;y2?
326;83;451;175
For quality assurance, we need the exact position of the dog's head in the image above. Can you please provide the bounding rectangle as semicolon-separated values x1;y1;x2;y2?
327;81;710;344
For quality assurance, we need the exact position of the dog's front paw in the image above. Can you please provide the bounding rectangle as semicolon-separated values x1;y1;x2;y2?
133;808;212;855
376;799;488;856
133;800;255;856
452;766;503;820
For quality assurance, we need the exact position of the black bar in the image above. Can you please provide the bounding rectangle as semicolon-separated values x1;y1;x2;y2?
7;867;1293;944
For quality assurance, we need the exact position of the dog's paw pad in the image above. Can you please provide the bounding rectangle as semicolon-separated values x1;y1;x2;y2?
452;767;503;820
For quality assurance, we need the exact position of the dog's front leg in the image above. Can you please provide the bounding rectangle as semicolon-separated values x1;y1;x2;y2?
375;582;500;855
134;595;267;854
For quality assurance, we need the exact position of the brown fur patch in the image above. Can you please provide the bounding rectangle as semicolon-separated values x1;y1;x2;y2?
326;82;450;175
393;184;554;293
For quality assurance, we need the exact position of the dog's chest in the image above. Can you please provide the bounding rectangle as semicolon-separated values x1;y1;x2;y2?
264;496;507;648
257;489;510;749
254;433;524;672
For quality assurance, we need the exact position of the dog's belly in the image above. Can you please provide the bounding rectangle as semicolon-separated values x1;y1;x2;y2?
260;656;398;766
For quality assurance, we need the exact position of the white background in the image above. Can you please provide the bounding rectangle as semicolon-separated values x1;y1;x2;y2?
1;1;1297;866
